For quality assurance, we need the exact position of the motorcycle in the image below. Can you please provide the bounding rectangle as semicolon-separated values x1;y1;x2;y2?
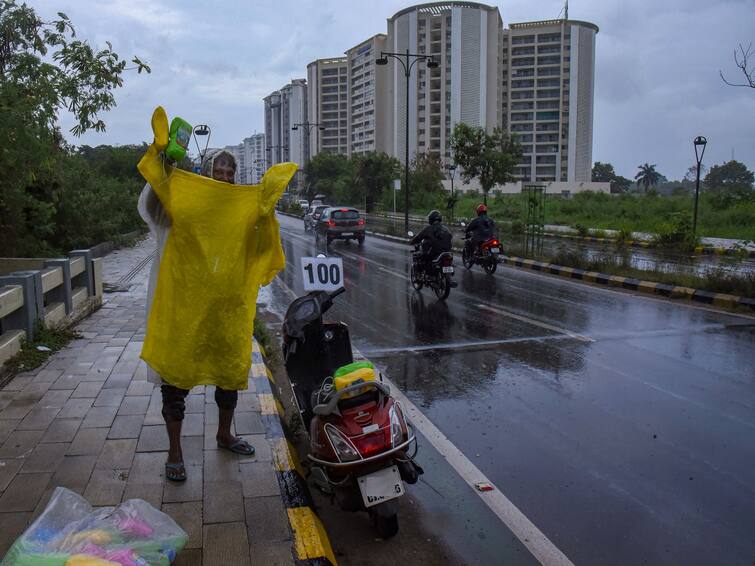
462;235;502;274
408;233;456;300
282;287;422;539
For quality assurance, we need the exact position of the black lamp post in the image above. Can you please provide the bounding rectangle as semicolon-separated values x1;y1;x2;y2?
192;124;211;167
445;163;457;220
377;50;438;233
692;136;707;242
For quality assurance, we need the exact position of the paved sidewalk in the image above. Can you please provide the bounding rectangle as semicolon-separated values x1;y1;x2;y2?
0;238;295;565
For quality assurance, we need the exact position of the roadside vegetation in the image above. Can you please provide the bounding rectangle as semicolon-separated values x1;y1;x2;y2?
0;324;81;385
0;1;151;258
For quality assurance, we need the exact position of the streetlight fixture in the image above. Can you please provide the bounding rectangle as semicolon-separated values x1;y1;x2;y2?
692;135;707;242
377;50;439;232
192;124;211;167
445;163;457;220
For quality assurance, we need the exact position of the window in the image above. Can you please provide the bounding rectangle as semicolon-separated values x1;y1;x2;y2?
332;209;359;220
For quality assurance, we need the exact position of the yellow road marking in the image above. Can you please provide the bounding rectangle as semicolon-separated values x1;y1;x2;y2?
288;507;338;565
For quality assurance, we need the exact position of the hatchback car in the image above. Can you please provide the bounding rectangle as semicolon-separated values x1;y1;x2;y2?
315;207;365;245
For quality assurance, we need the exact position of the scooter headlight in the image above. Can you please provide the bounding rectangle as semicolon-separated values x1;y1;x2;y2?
325;425;360;462
389;404;405;447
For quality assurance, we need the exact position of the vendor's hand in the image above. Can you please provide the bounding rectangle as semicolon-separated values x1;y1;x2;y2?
151;106;169;151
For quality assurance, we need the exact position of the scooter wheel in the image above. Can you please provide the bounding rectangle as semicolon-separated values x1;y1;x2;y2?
372;511;399;539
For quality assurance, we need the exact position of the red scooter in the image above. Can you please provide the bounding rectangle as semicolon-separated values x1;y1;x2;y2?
282;288;422;538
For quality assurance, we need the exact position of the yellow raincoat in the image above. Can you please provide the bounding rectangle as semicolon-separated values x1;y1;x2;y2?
137;107;296;390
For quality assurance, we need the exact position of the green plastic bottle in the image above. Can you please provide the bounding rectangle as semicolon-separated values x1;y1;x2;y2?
166;117;192;162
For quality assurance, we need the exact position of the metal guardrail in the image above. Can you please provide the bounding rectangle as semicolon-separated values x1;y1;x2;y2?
0;248;103;365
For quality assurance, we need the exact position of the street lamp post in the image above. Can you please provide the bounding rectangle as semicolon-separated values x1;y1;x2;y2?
692;136;707;242
292;123;325;198
445;163;457;220
192;125;211;170
377;50;438;233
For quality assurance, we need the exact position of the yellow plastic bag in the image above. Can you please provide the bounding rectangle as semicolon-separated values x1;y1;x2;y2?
137;107;296;390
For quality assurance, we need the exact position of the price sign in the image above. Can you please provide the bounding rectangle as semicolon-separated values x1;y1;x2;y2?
301;257;344;291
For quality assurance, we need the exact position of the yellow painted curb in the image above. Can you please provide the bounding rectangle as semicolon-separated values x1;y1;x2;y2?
608;275;626;287
288;507;338;565
559;266;575;276
637;281;658;294
251;361;267;378
583;271;599;283
271;437;306;476
713;293;739;308
671;286;696;299
259;393;279;415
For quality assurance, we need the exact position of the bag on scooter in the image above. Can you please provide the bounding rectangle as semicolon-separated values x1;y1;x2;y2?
334;361;376;399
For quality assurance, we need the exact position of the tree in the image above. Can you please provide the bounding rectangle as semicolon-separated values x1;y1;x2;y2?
0;1;150;256
634;163;662;193
720;43;755;89
449;123;522;204
353;152;401;212
704;160;754;208
303;152;353;203
683;163;708;183
592;161;633;193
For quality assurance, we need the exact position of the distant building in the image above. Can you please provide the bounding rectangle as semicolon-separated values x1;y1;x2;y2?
501;19;598;182
264;79;308;190
223;143;245;184
345;34;391;156
243;133;266;184
307;57;349;158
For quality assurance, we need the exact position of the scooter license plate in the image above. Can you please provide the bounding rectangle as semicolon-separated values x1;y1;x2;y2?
442;266;454;273
490;247;500;254
357;466;405;508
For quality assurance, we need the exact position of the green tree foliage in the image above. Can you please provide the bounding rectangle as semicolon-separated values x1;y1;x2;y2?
591;161;632;193
449;123;521;203
634;163;662;193
704;160;755;208
0;0;150;256
303;151;401;209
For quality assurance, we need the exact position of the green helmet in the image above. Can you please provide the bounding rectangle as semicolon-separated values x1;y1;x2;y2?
427;210;442;224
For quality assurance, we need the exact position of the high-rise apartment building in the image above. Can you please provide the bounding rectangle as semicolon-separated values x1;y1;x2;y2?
307;58;349;157
501;19;597;182
243;133;266;184
386;2;502;165
223;143;245;184
264;79;308;189
345;34;391;156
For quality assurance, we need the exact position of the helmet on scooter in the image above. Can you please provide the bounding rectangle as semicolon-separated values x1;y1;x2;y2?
476;204;487;216
427;210;442;224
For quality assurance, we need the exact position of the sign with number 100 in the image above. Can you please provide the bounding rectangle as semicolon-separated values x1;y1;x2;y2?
301;257;344;291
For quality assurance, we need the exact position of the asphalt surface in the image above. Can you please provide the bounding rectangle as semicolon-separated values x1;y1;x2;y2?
269;213;755;566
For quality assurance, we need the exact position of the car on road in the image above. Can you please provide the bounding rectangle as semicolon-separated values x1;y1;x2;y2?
315;207;365;245
297;199;309;210
304;205;329;233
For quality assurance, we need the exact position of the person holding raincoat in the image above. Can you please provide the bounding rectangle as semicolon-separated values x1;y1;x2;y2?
137;106;296;481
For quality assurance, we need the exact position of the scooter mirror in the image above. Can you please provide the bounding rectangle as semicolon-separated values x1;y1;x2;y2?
407;231;414;237
316;253;327;259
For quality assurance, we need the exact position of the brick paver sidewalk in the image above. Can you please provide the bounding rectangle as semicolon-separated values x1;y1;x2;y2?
0;237;294;565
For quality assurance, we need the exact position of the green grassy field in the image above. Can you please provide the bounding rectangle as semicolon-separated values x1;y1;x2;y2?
407;192;755;241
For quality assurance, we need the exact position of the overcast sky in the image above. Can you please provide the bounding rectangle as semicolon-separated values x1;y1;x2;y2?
32;0;755;180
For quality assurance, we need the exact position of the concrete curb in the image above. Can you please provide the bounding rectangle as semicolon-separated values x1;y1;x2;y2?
251;340;338;566
498;255;755;311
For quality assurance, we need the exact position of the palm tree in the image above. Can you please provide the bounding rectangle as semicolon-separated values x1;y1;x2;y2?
635;163;661;193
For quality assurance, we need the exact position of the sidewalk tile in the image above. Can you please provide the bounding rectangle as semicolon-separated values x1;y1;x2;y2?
49;373;85;390
40;418;81;443
248;542;295;566
51;455;96;490
0;472;53;511
185;394;205;414
20;442;69;473
243;496;291;544
0;400;36;420
37;389;73;408
0;512;32;556
129;451;168;485
174;548;202;565
94;387;126;407
0;418;20;444
162;501;203;549
81;405;118;428
0;457;24;491
109;414;145;439
238;434;271;462
57;397;94;419
16;406;60;431
240;461;280;498
203;522;251;566
104;374;132;389
83;468;128;506
71;381;104;398
234;411;264;435
204;480;244;523
203;449;241;482
137;425;168;452
123;481;163;508
117;395;150;416
181;413;204;437
68;427;109;456
126;381;155;396
163;465;202;503
0;430;44;458
96;438;137;470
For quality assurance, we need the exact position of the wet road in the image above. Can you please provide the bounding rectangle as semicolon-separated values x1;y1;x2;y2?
270;213;755;566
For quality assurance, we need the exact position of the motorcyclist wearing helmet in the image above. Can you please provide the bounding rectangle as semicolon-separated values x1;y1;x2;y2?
465;203;496;256
410;210;453;271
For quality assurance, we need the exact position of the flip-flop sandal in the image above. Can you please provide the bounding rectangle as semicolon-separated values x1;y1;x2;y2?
217;438;255;456
165;461;187;482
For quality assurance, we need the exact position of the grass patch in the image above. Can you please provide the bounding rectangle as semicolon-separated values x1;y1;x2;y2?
2;324;82;378
253;317;274;355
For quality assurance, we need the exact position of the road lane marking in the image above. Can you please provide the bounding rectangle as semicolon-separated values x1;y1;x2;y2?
270;267;574;566
476;304;594;343
360;335;579;357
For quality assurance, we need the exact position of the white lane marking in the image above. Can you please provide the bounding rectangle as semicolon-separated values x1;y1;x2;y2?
477;304;594;343
270;260;574;566
361;334;579;356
